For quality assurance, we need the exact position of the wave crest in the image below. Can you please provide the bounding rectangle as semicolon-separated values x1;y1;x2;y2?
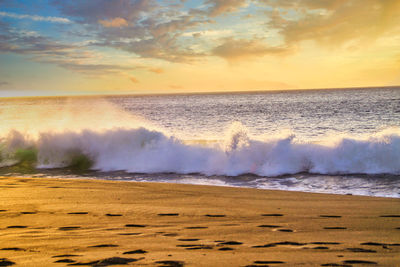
1;124;400;176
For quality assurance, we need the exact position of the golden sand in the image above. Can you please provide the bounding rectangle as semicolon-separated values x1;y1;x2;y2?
0;176;399;266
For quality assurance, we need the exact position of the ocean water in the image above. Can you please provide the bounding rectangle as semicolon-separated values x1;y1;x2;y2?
1;87;400;197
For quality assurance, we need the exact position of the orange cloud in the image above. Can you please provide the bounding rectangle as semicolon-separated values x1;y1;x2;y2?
148;67;164;74
206;0;248;17
98;17;128;28
265;0;400;48
129;76;139;83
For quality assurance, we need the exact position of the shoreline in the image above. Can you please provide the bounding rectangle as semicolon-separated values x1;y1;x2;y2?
2;174;398;199
1;176;399;266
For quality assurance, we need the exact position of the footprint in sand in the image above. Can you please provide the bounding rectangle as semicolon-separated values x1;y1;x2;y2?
310;242;341;245
69;257;142;266
321;263;351;266
252;241;305;248
177;244;212;250
220;241;243;245
1;248;25;251
258;225;281;228
163;233;179;237
0;258;15;266
155;260;184;267
58;226;81;231
360;242;400;248
52;254;81;258
218;247;234;251
123;249;147;254
277;229;294;232
125;224;147;228
346;248;377;253
54;259;76;263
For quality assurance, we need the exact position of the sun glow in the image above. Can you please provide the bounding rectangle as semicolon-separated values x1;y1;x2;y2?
1;0;399;97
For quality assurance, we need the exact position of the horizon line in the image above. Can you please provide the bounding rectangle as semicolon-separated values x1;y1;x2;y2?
0;85;399;100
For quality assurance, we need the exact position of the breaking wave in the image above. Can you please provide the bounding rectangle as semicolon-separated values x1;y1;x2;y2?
1;123;400;176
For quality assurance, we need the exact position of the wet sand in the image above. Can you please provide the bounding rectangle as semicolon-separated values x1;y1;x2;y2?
0;176;399;266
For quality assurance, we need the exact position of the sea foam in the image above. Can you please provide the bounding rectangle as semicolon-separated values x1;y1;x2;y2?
1;123;399;176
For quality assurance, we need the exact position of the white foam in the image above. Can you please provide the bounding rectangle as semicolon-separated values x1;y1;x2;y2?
1;123;400;176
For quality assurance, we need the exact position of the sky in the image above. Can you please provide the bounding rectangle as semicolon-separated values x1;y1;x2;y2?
0;0;400;97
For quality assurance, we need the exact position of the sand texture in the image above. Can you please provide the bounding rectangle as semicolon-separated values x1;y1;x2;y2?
0;176;399;266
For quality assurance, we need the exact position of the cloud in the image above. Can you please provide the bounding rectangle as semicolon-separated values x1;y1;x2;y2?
52;0;154;23
192;32;202;38
205;0;248;17
129;76;139;83
182;29;233;37
99;17;128;28
100;38;195;63
0;26;133;77
0;29;77;55
53;0;210;63
95;15;210;63
53;61;133;76
0;11;71;23
212;37;291;61
148;67;164;74
149;15;207;38
263;0;400;47
259;0;345;11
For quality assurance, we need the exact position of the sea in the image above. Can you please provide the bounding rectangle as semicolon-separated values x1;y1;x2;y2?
1;87;400;197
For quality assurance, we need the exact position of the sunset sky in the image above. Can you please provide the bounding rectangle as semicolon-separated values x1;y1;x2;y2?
1;0;400;97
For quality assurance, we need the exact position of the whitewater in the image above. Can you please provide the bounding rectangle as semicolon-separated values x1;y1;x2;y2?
1;87;400;197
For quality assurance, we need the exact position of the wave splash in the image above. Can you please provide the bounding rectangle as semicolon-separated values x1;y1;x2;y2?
1;122;399;176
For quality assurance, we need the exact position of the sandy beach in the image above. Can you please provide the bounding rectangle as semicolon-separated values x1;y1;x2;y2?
0;176;399;266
